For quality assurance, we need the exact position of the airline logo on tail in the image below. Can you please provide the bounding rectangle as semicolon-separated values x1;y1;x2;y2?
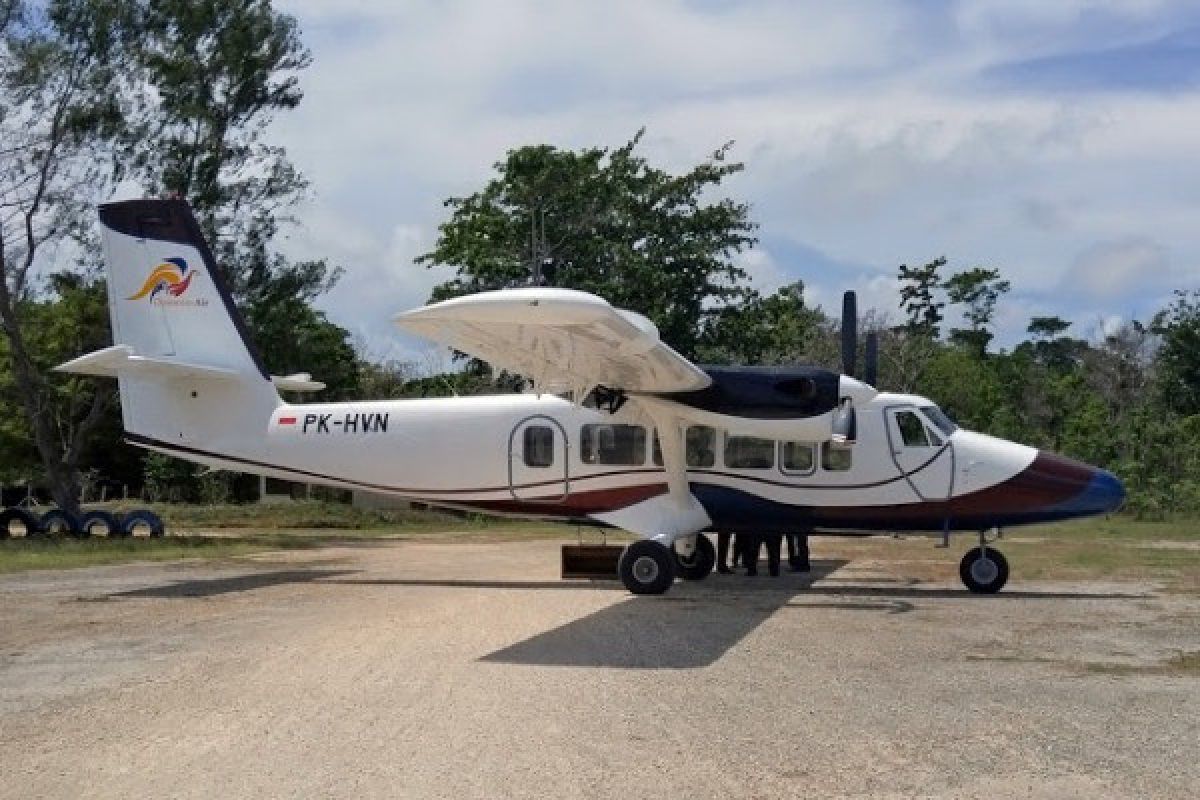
127;257;206;306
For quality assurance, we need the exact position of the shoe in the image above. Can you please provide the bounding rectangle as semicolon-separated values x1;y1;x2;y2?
769;568;780;577
746;568;757;576
717;565;732;574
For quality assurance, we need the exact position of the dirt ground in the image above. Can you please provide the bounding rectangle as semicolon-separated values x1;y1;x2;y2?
1;535;1197;799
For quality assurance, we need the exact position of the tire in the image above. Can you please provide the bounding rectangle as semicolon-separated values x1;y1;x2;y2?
674;534;716;581
618;540;676;595
960;546;1009;594
79;510;121;539
38;509;80;538
0;508;39;539
120;509;165;538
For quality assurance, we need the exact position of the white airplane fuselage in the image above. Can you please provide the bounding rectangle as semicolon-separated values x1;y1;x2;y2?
130;388;1124;538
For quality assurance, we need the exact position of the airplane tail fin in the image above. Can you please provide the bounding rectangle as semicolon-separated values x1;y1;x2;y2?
57;198;280;456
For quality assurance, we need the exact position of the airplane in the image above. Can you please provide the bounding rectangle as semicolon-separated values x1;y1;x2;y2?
57;198;1127;595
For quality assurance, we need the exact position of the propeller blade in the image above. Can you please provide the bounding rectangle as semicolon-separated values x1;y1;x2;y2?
841;291;857;378
864;331;879;387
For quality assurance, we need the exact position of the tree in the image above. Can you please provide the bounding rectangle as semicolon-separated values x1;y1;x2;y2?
125;0;354;397
696;281;825;365
0;0;136;512
418;130;758;358
119;0;357;492
1018;315;1084;372
1027;315;1070;339
897;257;946;338
886;257;951;392
942;267;1010;357
1153;289;1200;415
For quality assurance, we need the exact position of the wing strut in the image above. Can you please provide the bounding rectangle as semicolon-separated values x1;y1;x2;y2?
589;395;711;541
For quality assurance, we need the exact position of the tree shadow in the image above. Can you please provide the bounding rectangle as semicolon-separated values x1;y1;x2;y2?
111;569;358;598
478;559;849;669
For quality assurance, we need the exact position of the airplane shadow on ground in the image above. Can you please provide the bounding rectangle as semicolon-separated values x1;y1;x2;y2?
478;559;850;669
111;569;359;598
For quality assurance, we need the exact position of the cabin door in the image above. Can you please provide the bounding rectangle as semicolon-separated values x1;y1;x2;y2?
508;415;569;502
884;406;954;502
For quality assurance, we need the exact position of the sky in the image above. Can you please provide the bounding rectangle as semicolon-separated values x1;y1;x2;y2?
267;0;1200;364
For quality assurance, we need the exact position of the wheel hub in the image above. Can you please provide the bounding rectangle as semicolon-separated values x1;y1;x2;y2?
632;555;660;584
971;556;999;585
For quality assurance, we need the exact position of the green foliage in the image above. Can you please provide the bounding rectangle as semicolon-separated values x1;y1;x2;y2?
942;267;1011;357
916;348;1001;430
697;282;826;365
897;257;946;338
418;130;758;359
1153;289;1200;415
124;0;356;401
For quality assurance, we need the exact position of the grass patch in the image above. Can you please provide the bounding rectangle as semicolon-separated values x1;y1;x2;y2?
1082;651;1200;677
1015;517;1200;543
112;501;464;530
1001;521;1200;586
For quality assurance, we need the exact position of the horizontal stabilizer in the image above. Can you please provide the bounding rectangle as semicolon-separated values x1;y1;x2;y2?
55;345;239;381
271;373;326;392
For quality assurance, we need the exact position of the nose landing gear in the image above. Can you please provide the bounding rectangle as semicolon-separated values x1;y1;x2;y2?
959;528;1009;593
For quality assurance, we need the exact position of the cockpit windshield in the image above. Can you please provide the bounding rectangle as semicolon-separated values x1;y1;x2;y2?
920;405;959;436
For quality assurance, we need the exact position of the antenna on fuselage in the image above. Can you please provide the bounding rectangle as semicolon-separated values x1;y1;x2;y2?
528;208;556;287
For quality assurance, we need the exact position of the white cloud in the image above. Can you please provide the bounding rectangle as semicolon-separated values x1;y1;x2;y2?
265;0;1200;360
1063;236;1171;299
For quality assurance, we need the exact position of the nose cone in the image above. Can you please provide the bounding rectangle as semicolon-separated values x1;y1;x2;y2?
1037;454;1126;517
1083;468;1127;514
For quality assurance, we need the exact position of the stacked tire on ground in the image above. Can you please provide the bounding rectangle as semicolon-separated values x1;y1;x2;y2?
0;508;165;539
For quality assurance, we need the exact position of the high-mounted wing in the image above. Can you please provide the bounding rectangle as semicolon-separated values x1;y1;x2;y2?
393;288;711;394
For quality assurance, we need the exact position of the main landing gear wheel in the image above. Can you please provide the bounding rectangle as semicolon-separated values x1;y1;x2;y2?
674;534;715;581
960;546;1009;594
618;540;676;595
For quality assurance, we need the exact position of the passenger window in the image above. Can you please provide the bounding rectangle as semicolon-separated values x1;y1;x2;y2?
685;426;716;468
581;424;646;465
523;426;554;468
780;442;815;474
896;411;930;447
725;435;775;469
652;431;663;466
822;443;852;471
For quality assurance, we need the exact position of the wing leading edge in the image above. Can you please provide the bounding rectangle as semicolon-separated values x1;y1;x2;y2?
393;288;712;394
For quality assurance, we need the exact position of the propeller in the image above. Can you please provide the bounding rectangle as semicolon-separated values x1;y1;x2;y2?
864;331;879;388
833;291;859;446
831;290;879;445
840;291;857;378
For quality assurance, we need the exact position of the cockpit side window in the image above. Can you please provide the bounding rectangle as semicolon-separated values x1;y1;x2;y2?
920;405;959;436
895;410;931;447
